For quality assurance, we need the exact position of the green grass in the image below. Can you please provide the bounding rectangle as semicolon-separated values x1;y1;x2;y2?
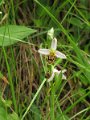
0;0;90;120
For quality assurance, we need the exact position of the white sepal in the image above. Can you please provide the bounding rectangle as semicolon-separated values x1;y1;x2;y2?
38;49;50;55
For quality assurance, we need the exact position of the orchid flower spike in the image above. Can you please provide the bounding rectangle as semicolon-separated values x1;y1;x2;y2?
47;68;66;82
38;38;66;59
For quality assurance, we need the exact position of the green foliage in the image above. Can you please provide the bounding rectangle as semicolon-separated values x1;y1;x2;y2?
0;96;19;120
0;72;3;79
31;105;41;120
56;114;69;120
0;107;7;120
0;0;4;6
7;113;19;120
0;25;36;46
0;108;19;120
0;0;90;120
68;17;84;29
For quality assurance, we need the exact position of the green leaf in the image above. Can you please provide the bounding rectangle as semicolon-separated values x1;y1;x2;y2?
0;25;37;46
0;71;3;78
0;0;4;6
68;17;84;29
7;112;19;120
54;73;62;92
0;98;19;120
0;107;7;120
31;105;41;120
3;99;12;108
0;107;19;120
0;106;19;120
56;114;69;120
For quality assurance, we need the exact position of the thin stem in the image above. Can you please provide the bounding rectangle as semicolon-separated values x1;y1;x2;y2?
3;47;17;113
21;78;46;120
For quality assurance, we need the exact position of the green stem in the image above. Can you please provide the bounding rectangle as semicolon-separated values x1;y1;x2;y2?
50;84;55;120
3;48;17;113
21;78;46;120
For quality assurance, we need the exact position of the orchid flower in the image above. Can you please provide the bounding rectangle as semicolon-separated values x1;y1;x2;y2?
47;27;54;40
0;11;2;14
47;68;66;82
38;38;66;59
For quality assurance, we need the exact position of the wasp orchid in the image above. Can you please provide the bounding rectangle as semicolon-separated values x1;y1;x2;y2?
38;38;66;60
47;68;66;82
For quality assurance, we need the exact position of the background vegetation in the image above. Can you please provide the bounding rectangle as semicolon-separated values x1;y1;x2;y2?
0;0;90;120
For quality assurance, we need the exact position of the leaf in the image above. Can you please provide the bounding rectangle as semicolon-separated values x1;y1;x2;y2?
7;112;19;120
56;114;69;120
68;17;84;29
0;107;7;120
31;105;41;120
0;106;19;120
0;0;4;6
54;73;62;92
0;98;19;120
3;99;12;108
0;25;37;46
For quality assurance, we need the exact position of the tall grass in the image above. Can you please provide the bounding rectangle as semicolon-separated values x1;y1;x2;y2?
0;0;90;120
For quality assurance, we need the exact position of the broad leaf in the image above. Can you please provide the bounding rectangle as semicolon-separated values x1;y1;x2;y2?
0;25;37;46
0;107;7;120
7;113;19;120
68;17;84;29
